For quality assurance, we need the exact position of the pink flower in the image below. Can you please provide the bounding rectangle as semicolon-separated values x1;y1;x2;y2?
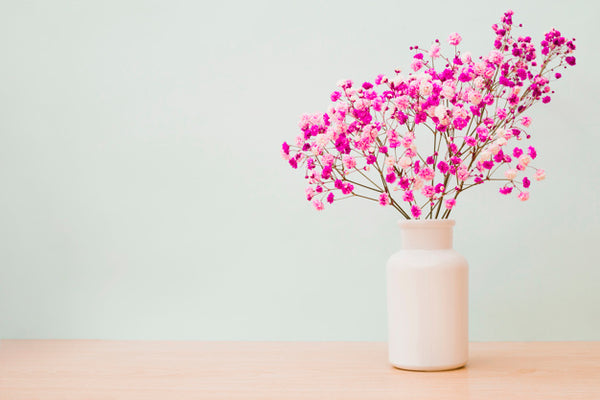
403;190;414;202
429;44;441;58
464;136;476;147
419;167;435;180
445;198;456;209
330;91;342;102
379;193;390;206
518;192;530;201
421;185;435;197
534;169;546;181
488;50;504;65
521;116;532;127
457;166;470;181
448;32;462;46
313;199;324;210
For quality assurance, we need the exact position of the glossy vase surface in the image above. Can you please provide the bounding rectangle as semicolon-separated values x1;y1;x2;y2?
386;219;468;371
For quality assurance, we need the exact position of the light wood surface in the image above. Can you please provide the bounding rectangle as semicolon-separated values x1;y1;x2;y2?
0;341;598;399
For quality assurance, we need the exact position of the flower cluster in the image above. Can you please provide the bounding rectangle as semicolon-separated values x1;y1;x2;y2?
281;11;576;219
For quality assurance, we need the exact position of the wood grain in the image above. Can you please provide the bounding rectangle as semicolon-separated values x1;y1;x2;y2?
0;341;598;399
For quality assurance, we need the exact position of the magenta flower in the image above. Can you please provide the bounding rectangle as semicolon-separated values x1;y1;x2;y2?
411;205;422;218
327;192;335;204
379;193;390;206
386;172;397;184
437;161;449;174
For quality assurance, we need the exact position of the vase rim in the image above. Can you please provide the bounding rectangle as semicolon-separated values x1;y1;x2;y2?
398;219;456;228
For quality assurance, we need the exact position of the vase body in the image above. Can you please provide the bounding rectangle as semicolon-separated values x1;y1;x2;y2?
386;219;468;371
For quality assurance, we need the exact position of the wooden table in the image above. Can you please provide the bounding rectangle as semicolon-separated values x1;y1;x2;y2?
0;341;598;399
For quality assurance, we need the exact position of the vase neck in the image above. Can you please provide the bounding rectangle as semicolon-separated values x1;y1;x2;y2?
399;220;455;250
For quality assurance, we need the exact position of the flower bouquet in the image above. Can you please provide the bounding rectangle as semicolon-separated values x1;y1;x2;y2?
281;10;576;220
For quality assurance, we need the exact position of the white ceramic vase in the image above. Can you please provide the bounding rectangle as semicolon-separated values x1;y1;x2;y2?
386;219;468;371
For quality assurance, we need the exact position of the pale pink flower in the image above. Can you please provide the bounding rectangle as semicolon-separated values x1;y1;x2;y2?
441;82;455;98
413;177;424;190
518;154;532;167
452;105;469;119
488;143;500;155
395;95;410;110
457;166;470;181
518;192;530;201
474;76;485;89
461;52;472;63
495;137;508;146
474;62;487;76
342;155;356;170
501;129;513;140
434;105;448;119
321;154;335;165
448;32;462;46
429;44;441;58
534;169;546;181
521;116;532;127
468;90;482;105
478;150;492;162
445;198;456;209
398;156;412;169
419;80;433;96
505;169;517;180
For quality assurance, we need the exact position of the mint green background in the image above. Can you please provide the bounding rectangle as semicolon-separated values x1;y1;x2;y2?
0;0;598;340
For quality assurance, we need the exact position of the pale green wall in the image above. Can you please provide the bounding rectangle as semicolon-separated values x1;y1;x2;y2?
0;0;598;340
